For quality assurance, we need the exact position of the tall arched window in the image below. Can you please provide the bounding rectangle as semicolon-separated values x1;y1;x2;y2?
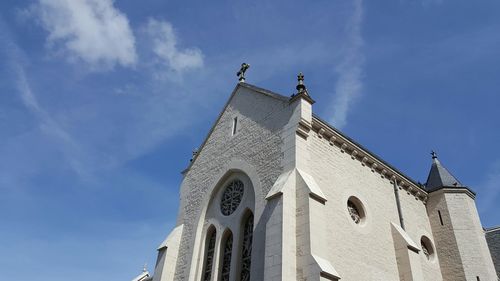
199;173;255;281
220;231;233;281
202;228;216;281
240;213;254;281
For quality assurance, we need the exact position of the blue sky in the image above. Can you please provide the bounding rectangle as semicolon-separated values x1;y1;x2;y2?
1;0;499;280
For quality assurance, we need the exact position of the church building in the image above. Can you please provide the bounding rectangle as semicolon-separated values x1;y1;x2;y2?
141;66;499;281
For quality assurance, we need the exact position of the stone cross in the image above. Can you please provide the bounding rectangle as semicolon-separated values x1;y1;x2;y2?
237;63;250;82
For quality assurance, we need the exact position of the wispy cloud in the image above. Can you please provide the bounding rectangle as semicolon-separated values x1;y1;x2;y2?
328;0;364;129
31;0;137;69
144;18;204;75
0;22;88;178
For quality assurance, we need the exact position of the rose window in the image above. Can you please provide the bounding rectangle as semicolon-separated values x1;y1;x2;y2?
220;179;244;216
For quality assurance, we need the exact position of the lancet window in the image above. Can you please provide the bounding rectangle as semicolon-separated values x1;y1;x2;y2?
220;232;233;281
200;174;254;281
240;213;254;281
202;229;216;281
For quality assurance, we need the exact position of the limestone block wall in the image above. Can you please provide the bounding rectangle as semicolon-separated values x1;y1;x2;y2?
397;185;442;280
428;190;498;281
305;127;442;281
426;193;466;280
172;85;294;281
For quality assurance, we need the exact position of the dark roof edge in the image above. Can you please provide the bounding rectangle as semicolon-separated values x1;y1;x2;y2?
428;186;476;200
239;82;290;101
426;185;476;195
312;114;426;193
182;82;289;175
485;226;500;233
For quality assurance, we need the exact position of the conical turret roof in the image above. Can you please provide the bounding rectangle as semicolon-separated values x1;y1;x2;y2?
425;152;463;192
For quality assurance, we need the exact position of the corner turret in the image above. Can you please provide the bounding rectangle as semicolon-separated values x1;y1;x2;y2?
425;152;497;281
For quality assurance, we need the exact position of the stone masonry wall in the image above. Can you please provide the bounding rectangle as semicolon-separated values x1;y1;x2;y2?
306;128;442;281
173;86;294;281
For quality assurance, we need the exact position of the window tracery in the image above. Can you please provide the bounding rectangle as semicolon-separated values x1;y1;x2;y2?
220;233;233;281
348;200;361;224
202;230;216;281
240;214;254;281
220;179;244;216
420;236;434;261
422;242;430;259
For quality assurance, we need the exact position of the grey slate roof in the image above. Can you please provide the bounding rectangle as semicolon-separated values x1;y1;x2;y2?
486;227;500;279
425;156;464;192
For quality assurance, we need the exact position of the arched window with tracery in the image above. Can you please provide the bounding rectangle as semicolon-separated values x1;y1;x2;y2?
202;228;216;281
198;173;255;281
240;213;254;281
220;231;233;281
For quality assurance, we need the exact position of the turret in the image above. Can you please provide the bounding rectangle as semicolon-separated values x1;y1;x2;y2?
425;152;497;281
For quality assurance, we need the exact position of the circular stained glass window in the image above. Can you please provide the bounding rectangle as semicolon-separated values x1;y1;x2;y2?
220;179;244;216
347;196;366;225
421;236;435;261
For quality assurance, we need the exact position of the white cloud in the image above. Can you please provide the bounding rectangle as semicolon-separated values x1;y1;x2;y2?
145;18;203;74
328;0;364;129
34;0;137;68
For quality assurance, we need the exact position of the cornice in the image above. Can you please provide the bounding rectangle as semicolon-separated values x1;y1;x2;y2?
311;116;428;204
428;186;476;200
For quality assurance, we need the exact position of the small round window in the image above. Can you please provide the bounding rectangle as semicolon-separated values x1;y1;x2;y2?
220;179;244;216
347;196;366;225
421;236;435;261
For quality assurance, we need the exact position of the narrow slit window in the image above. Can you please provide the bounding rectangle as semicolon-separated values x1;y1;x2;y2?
476;276;480;281
232;117;238;136
438;210;444;226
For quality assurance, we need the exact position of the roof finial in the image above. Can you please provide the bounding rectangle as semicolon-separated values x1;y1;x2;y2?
190;148;199;162
237;63;250;82
143;263;147;273
296;72;306;93
431;150;437;159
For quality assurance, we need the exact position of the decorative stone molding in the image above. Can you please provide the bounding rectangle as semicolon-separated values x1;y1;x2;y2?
296;119;312;139
317;128;325;139
340;143;347;152
407;186;414;195
390;175;397;184
310;117;429;203
361;157;368;166
351;150;358;160
400;181;406;190
329;136;336;146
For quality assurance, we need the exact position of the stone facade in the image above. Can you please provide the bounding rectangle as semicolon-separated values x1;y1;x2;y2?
148;82;498;281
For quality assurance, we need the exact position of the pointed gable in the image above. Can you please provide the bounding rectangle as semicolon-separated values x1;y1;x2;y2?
183;82;290;174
